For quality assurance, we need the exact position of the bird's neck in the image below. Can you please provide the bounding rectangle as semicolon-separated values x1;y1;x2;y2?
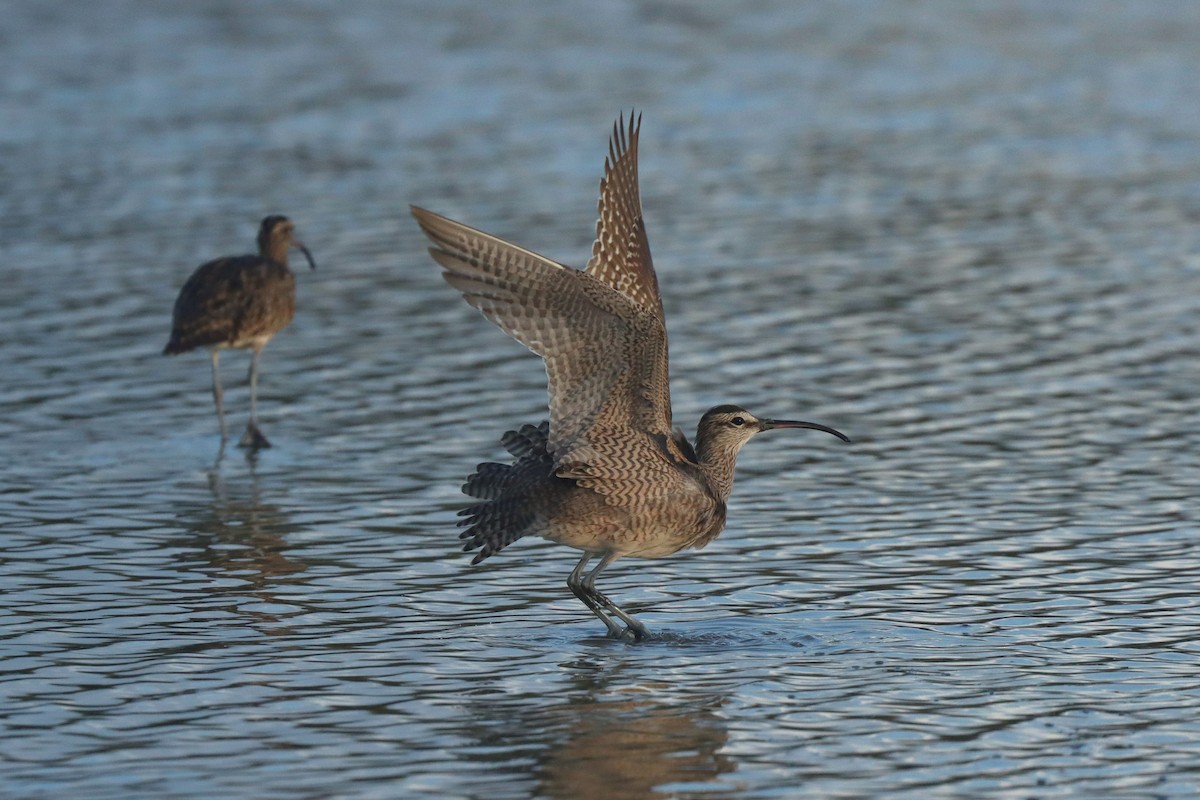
696;441;741;503
258;240;290;267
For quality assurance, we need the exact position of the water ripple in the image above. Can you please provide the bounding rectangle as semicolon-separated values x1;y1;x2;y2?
4;1;1200;798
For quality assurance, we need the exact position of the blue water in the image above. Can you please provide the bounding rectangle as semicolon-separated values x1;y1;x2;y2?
3;2;1200;797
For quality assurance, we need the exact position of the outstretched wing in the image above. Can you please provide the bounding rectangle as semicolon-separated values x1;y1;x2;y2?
411;206;672;471
586;111;664;320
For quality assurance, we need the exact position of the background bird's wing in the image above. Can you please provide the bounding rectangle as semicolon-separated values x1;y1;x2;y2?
167;256;291;351
412;206;676;490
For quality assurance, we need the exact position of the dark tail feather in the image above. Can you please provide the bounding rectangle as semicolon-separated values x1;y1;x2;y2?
457;421;553;564
461;422;551;500
500;421;549;458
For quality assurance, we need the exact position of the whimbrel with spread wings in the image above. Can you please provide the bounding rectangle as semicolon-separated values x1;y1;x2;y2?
412;114;847;640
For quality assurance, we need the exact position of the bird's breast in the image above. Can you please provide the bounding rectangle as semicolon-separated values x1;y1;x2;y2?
598;495;728;559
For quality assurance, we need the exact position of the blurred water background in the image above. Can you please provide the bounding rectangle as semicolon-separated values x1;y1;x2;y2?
3;1;1200;797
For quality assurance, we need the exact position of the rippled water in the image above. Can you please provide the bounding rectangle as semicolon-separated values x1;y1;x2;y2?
4;2;1200;797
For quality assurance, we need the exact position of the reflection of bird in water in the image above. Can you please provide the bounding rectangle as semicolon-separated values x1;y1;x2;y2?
195;460;304;592
539;696;732;800
413;113;848;641
164;215;316;449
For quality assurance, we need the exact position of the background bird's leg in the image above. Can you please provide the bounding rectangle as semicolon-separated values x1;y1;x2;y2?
567;552;626;639
238;345;271;448
209;349;227;441
582;552;648;641
248;345;262;425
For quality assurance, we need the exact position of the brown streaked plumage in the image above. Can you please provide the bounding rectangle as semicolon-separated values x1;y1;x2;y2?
412;113;848;641
164;215;316;449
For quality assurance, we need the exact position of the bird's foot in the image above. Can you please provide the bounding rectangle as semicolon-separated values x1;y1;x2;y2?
238;422;272;449
610;624;648;643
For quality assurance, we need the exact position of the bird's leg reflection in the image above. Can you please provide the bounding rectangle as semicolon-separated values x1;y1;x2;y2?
568;551;648;642
208;435;259;478
210;436;228;474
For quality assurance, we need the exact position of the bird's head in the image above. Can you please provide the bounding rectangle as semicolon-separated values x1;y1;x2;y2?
695;404;849;462
258;215;317;270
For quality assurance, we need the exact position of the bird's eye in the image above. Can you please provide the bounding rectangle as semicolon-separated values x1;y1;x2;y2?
731;416;745;427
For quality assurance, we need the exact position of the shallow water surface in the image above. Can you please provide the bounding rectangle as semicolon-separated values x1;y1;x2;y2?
3;2;1200;798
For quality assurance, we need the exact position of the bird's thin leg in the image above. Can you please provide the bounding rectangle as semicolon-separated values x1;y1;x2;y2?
567;552;626;639
248;345;262;425
239;346;271;449
582;553;649;641
210;349;227;441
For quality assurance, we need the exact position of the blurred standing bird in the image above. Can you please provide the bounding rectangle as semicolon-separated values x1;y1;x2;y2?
412;113;848;641
164;215;316;449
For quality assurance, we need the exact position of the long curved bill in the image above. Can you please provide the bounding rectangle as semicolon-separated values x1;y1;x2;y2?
762;418;850;443
294;241;317;270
